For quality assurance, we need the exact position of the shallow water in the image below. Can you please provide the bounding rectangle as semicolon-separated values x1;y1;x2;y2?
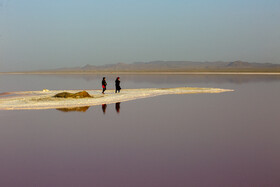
0;74;280;187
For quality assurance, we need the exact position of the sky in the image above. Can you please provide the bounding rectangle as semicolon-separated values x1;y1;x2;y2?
0;0;280;71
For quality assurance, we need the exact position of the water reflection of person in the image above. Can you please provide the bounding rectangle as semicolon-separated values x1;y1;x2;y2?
102;104;107;114
115;102;120;113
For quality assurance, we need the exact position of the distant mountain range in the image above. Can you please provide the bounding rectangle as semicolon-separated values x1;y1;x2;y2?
47;61;280;72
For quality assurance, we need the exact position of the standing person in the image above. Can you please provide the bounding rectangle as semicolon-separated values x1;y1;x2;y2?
102;77;107;94
115;77;121;93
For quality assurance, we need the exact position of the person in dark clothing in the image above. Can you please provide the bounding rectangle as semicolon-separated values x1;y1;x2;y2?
115;77;121;93
102;77;107;94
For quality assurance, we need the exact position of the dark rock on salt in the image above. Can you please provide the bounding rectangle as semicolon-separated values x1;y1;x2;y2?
54;91;92;98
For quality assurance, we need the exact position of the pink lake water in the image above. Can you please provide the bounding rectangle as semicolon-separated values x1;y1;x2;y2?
0;74;280;187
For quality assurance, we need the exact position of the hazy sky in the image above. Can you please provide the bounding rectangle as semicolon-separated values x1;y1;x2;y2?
1;0;280;71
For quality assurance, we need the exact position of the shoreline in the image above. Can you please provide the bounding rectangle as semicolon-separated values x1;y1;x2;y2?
1;71;280;75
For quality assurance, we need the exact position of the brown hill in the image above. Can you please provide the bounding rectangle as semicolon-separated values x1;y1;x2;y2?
23;61;280;73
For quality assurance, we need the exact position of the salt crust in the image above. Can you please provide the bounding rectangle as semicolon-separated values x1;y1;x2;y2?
0;87;233;110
